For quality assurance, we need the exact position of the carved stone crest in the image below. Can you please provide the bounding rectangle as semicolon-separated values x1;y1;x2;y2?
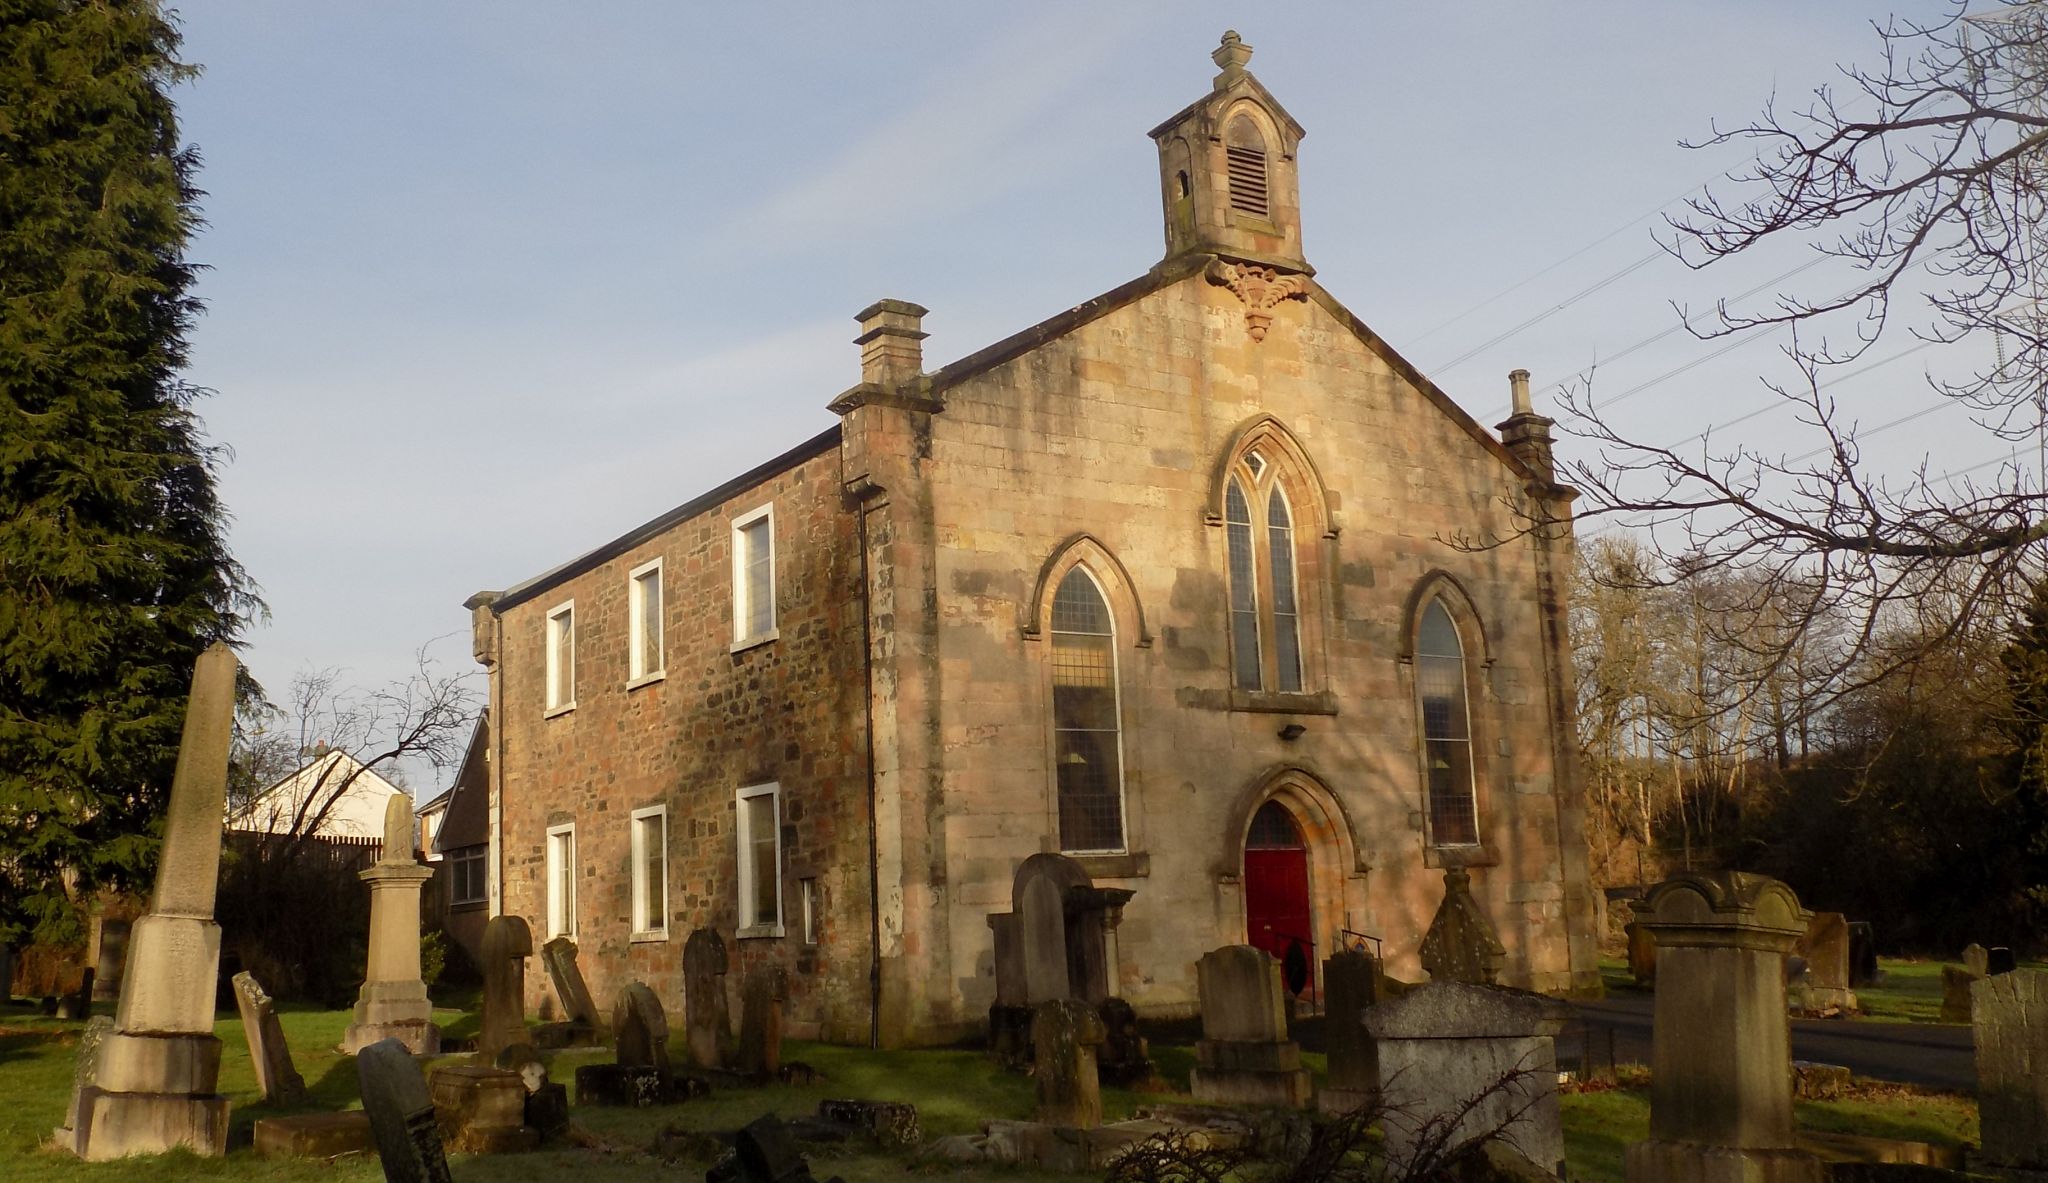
1207;259;1308;343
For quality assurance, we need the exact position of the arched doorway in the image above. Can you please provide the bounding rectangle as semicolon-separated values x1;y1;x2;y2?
1244;801;1313;993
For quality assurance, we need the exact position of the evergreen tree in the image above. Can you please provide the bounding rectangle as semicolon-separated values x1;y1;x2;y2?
0;0;258;946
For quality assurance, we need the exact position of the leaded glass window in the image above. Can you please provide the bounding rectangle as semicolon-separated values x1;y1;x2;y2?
1268;488;1302;693
1417;600;1478;846
1052;568;1124;852
1226;479;1262;690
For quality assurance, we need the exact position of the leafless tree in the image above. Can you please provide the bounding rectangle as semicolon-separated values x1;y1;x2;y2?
230;641;478;865
1548;2;2048;710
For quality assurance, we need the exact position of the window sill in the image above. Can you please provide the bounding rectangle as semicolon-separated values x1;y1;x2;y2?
544;702;577;719
737;924;786;940
1424;843;1499;869
731;629;779;655
626;671;666;691
449;899;488;912
629;929;669;944
1228;689;1338;716
1069;852;1149;879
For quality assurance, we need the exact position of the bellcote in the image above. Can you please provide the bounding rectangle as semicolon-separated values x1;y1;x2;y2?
1148;31;1309;274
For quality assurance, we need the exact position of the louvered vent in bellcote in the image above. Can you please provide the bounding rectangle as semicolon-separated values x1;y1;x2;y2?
1225;116;1270;218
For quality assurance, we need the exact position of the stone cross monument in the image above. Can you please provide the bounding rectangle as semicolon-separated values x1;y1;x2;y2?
342;793;440;1054
57;643;237;1159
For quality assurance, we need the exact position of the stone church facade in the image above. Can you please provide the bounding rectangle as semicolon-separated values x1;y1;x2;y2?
465;34;1600;1046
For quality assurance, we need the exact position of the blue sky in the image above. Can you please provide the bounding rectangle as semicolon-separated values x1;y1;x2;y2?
169;2;1977;786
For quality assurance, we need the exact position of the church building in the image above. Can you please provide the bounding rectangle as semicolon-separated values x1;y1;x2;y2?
463;33;1600;1045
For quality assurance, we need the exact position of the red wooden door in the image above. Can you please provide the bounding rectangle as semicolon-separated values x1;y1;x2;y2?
1244;846;1312;964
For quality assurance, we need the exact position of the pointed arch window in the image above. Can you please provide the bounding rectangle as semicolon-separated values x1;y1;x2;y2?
1224;449;1308;693
1416;599;1479;846
1051;568;1125;853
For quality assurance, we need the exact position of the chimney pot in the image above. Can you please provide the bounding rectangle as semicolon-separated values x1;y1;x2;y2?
1509;368;1533;416
855;299;929;388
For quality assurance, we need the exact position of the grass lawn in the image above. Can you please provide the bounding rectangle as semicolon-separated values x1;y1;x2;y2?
0;1002;1978;1183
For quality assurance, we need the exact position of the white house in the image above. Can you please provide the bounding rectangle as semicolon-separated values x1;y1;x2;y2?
227;749;412;845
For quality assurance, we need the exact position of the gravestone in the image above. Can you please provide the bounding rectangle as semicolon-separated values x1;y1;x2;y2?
342;795;440;1055
1988;946;2018;976
684;928;731;1069
1942;965;1981;1024
541;936;599;1031
233;972;307;1105
1188;945;1311;1108
91;918;131;1002
428;1063;537;1153
478;915;532;1059
1418;867;1506;985
985;853;1135;1068
613;981;672;1078
736;964;788;1077
708;1113;840;1183
357;1037;452;1183
1319;949;1381;1113
1626;919;1656;986
57;644;236;1160
1964;943;1990;977
986;912;1031;1067
1366;981;1570;1176
1972;968;2048;1172
1793;911;1855;1013
1032;998;1105;1129
1623;872;1823;1183
1846;921;1879;988
57;968;93;1019
1095;997;1154;1087
61;1016;114;1137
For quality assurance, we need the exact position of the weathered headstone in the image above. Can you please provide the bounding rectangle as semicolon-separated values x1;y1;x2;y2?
1793;911;1855;1014
357;1037;452;1183
1623;871;1823;1183
1973;967;2048;1171
1845;921;1879;988
684;928;731;1069
1095;997;1154;1086
1019;872;1070;1004
478;915;532;1059
60;1016;114;1137
736;964;789;1077
1418;867;1506;985
540;935;599;1030
56;968;93;1019
253;1111;375;1159
986;853;1134;1069
986;911;1031;1066
1319;949;1381;1113
57;644;237;1160
1942;965;1981;1024
1626;918;1657;987
1988;946;2018;976
343;795;439;1054
1031;998;1105;1129
91;918;131;1002
233;972;307;1105
1367;981;1569;1176
1964;943;1990;977
708;1113;836;1183
817;1099;921;1148
613;981;672;1077
1188;945;1311;1107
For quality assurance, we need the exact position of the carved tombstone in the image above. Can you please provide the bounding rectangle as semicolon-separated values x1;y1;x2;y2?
478;915;533;1060
1032;998;1106;1129
1418;867;1506;985
343;795;439;1055
1973;968;2048;1172
1320;948;1381;1113
540;936;599;1031
57;644;237;1160
233;972;307;1105
613;981;671;1078
986;853;1135;1068
1189;945;1311;1108
357;1038;452;1183
683;929;730;1070
735;964;788;1077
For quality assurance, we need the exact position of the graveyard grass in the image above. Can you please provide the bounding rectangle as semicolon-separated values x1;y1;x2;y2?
0;1003;1981;1183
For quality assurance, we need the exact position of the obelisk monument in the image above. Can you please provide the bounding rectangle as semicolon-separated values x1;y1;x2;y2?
57;642;237;1159
342;793;440;1053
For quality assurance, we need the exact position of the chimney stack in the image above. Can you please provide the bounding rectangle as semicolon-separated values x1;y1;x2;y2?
1509;368;1533;416
855;299;928;388
1496;367;1557;482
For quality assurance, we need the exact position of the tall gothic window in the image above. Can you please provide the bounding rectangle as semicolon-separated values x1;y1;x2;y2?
1225;449;1306;693
1416;599;1479;846
1051;568;1124;852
